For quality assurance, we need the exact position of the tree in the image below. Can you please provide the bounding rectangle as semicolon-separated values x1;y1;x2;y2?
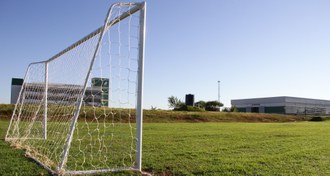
205;101;223;111
194;101;206;109
168;96;184;109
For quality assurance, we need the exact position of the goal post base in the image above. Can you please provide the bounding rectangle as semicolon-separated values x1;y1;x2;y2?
65;168;139;175
27;152;145;176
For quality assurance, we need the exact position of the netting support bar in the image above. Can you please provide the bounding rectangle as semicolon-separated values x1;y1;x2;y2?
135;1;146;171
43;62;48;140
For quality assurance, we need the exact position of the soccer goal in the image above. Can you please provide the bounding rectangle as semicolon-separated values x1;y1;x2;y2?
5;2;146;175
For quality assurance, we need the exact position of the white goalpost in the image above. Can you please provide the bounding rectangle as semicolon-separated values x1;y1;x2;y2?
5;2;146;175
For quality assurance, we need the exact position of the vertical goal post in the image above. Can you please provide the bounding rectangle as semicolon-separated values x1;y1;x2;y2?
5;1;146;175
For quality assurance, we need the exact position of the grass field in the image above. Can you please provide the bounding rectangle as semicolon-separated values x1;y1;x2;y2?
2;118;330;175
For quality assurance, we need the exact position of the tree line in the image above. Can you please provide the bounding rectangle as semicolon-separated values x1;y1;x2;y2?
168;96;225;112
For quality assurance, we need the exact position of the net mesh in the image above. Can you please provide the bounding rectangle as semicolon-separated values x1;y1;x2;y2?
6;2;143;174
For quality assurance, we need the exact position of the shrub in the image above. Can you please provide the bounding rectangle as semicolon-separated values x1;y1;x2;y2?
168;96;185;109
205;101;223;111
194;101;206;109
309;116;324;121
174;105;205;112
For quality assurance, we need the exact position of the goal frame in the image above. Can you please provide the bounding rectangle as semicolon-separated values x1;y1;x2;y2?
5;2;146;175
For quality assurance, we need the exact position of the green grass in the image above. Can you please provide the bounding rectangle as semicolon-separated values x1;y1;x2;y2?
0;120;49;176
143;122;330;175
2;119;330;175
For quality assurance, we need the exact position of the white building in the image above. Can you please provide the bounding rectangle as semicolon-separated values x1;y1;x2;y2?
11;78;109;107
231;96;330;115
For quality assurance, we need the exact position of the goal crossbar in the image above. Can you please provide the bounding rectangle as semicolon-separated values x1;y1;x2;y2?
48;2;144;63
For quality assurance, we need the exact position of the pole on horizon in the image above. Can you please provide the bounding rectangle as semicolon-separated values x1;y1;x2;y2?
218;80;220;111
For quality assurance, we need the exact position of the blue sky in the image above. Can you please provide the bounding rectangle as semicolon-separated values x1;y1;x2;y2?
1;0;330;109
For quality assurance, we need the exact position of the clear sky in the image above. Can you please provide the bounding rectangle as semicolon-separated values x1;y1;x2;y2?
1;0;330;109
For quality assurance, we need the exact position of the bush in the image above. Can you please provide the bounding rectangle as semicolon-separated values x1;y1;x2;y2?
222;106;239;112
194;101;206;109
230;106;239;112
309;116;324;121
205;101;222;111
174;105;205;112
168;96;184;109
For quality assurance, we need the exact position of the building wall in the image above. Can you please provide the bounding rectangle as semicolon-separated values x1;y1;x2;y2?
231;96;330;115
264;106;285;114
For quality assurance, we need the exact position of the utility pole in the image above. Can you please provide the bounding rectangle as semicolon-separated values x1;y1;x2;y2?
218;80;220;111
218;81;220;102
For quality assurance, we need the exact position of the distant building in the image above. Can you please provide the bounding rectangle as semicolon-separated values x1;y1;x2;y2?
231;96;330;115
185;94;194;106
11;78;24;104
10;77;109;107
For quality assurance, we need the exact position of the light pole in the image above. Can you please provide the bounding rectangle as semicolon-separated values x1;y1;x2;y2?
218;80;220;111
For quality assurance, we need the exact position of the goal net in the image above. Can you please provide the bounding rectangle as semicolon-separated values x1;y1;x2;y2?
5;2;146;175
